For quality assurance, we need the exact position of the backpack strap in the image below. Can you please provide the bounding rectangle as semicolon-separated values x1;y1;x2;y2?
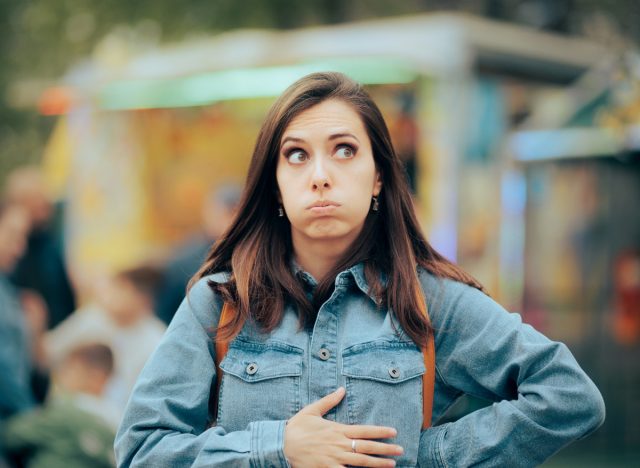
212;302;233;424
417;287;436;430
213;294;435;430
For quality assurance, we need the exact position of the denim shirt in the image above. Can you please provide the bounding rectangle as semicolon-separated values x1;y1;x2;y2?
115;264;605;467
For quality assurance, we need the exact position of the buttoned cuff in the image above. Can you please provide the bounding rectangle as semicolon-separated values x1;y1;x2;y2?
419;423;450;468
249;420;290;467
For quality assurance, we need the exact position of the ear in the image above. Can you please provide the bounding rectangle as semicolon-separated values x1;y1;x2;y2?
372;171;382;197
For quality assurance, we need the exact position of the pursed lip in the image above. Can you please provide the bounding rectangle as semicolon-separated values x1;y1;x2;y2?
306;200;341;209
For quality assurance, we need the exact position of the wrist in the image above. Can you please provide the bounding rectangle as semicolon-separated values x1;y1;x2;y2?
248;420;290;467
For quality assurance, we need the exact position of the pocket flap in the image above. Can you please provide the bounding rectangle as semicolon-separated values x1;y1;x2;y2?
341;340;425;384
220;339;303;382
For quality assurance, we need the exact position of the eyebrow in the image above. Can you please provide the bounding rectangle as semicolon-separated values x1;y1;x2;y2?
281;132;360;146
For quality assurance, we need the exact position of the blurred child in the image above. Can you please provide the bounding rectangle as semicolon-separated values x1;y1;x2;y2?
1;343;117;468
44;266;166;413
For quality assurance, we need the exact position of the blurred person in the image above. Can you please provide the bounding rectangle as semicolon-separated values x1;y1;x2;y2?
116;73;605;467
1;343;117;468
156;183;242;324
45;266;166;413
5;166;76;329
16;289;51;407
0;201;35;421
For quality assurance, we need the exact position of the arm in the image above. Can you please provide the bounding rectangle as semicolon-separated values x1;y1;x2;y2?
114;276;289;468
417;274;605;467
0;312;35;418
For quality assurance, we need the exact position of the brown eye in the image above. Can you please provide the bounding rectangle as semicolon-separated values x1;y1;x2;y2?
286;150;308;164
335;145;356;159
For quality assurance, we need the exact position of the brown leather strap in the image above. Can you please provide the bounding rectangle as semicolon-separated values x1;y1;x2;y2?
212;302;233;424
213;289;435;430
417;286;436;429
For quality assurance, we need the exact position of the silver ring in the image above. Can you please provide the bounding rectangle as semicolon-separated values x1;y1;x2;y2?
351;439;357;453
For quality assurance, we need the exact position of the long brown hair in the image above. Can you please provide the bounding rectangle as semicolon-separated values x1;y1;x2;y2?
191;72;483;348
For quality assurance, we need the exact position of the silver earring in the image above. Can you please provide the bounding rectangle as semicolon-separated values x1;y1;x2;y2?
278;206;284;217
372;196;379;212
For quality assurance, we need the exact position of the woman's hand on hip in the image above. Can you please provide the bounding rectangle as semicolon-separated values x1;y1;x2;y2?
283;387;403;468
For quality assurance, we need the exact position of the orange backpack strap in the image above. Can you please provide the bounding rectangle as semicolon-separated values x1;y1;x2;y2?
211;302;233;423
213;296;436;430
417;287;436;430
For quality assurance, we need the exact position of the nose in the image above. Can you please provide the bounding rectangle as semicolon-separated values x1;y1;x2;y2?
310;156;331;191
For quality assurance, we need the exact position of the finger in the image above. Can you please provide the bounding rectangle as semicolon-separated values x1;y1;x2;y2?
341;453;396;468
349;439;403;457
299;387;345;416
343;425;397;440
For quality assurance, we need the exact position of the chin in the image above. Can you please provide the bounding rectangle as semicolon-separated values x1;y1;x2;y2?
308;225;359;243
309;232;344;241
292;217;363;243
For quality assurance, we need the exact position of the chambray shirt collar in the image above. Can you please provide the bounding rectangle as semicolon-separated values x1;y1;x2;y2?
290;259;383;303
290;260;318;291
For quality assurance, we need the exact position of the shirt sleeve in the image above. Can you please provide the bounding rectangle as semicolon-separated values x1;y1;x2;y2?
417;274;606;467
114;276;290;468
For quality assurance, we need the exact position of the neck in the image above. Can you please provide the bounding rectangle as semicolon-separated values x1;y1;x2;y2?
292;233;353;282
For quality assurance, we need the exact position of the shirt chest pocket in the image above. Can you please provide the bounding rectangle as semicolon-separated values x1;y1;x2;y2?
217;339;303;432
341;341;425;467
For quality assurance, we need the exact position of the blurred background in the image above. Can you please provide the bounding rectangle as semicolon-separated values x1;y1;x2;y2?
0;0;639;466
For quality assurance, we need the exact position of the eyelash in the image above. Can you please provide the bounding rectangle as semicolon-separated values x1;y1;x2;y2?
283;144;358;163
284;148;307;163
335;144;357;158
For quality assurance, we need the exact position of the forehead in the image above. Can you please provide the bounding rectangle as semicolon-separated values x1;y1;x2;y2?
282;99;367;140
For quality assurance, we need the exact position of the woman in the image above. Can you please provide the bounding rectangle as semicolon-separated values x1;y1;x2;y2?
115;72;605;467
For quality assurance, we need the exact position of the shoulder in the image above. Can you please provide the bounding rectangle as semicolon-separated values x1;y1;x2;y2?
171;272;230;331
417;267;489;308
417;267;509;329
186;271;230;301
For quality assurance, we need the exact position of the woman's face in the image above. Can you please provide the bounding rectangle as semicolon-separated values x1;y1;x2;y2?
276;99;382;247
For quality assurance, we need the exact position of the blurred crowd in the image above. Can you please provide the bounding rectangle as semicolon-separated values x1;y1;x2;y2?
0;165;241;467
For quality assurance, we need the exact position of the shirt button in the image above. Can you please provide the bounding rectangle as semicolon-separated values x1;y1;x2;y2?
246;363;258;375
388;367;400;379
318;348;331;361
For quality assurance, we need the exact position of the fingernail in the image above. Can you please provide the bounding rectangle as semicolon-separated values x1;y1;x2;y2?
335;386;345;393
396;445;404;454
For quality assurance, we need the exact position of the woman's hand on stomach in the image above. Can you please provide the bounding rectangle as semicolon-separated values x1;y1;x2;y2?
284;387;403;468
